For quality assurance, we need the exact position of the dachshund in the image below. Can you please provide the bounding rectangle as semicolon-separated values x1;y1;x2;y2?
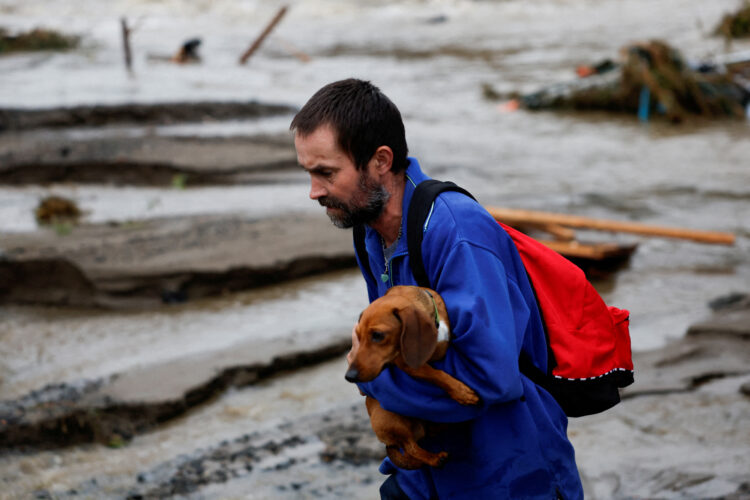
345;285;479;469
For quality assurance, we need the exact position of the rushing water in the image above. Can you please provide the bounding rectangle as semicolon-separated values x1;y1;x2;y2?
1;0;749;496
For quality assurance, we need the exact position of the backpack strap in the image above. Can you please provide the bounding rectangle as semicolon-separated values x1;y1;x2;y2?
406;180;476;288
354;179;548;392
352;180;476;287
407;181;551;385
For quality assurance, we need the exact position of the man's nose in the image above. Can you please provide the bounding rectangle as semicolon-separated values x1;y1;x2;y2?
309;178;326;200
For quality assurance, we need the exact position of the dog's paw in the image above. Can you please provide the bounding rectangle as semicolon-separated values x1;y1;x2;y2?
449;383;480;405
435;451;449;468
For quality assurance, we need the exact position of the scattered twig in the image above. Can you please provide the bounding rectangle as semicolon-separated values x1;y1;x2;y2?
120;17;133;74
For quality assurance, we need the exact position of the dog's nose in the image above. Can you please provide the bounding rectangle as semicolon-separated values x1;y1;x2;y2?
345;367;360;383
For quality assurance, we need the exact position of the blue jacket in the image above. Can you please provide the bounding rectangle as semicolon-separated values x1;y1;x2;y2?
356;158;583;499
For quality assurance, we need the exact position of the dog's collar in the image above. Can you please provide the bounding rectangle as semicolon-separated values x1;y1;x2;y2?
423;290;441;329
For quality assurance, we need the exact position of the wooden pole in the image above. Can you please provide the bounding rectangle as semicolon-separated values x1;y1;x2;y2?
486;207;736;245
120;17;132;74
239;6;288;65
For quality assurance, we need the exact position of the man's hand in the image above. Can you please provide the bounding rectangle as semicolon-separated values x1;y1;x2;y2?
346;325;359;365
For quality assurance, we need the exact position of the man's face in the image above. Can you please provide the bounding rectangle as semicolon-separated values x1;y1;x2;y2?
295;124;389;228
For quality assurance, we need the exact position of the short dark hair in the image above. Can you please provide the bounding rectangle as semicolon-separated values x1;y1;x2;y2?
290;79;409;173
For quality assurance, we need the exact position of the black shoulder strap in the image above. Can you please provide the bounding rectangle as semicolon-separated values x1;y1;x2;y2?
406;180;476;288
356;181;551;394
352;180;476;287
410;182;550;386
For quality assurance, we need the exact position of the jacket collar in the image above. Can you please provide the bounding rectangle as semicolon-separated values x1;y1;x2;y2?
364;157;428;259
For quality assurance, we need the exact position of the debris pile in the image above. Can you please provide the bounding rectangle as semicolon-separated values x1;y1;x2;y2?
618;40;747;121
502;40;750;122
0;27;79;54
34;195;82;226
715;1;750;39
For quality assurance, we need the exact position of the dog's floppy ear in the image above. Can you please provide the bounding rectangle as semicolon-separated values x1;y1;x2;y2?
396;304;438;369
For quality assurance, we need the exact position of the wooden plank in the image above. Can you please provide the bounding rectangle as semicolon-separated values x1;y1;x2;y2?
536;240;637;260
520;223;576;241
487;207;735;245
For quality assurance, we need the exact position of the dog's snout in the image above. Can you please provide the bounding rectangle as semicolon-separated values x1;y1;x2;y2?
345;367;360;383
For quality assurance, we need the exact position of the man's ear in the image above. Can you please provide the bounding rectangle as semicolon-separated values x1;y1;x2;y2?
370;146;394;175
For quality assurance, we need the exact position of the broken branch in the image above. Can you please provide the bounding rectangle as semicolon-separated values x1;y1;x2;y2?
239;6;288;65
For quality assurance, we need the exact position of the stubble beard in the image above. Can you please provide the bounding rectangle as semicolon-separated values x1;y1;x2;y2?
319;172;390;229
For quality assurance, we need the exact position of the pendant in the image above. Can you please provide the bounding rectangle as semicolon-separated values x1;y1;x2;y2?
380;273;389;283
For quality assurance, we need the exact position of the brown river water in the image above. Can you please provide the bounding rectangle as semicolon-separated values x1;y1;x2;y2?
1;0;749;497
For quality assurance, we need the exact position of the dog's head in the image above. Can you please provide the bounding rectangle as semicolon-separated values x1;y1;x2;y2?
345;287;438;383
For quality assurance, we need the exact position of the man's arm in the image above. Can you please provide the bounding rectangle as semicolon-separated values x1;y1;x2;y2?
358;238;531;423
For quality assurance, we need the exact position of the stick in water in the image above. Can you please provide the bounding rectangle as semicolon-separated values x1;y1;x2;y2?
239;6;289;65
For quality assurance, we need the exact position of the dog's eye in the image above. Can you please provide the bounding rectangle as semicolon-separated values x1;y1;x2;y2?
371;331;385;343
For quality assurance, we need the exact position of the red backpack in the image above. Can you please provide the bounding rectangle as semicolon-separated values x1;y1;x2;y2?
354;180;634;417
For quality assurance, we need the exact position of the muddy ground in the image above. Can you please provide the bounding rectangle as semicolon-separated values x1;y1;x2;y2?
2;199;749;498
2;286;749;499
0;102;748;499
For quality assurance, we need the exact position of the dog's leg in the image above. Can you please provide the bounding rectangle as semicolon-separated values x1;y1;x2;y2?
386;445;430;470
401;439;449;469
398;362;480;405
366;397;450;469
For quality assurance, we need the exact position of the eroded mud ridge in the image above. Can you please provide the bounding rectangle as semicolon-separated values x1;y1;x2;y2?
0;134;301;186
124;407;384;500
0;101;295;132
0;213;355;308
2;296;749;499
0;340;351;451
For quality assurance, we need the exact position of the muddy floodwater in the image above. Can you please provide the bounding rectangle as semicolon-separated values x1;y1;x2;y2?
1;0;749;498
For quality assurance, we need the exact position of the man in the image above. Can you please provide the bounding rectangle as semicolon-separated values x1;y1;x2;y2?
291;78;583;500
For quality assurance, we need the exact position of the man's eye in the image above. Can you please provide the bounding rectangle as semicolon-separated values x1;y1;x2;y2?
371;331;385;343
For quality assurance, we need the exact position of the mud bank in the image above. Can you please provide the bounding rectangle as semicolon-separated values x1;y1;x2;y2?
14;401;384;500
0;337;351;452
569;294;750;499
2;295;749;499
0;133;299;186
0;213;355;308
0;101;295;132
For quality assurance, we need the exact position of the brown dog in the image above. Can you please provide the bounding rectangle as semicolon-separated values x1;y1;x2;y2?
346;286;479;469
